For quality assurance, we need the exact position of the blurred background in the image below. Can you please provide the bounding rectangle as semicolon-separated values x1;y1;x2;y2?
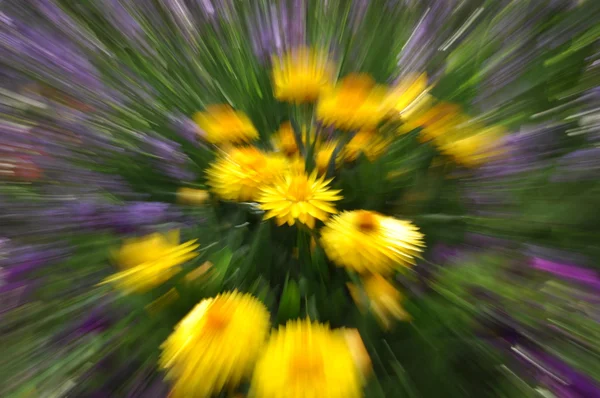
1;0;600;397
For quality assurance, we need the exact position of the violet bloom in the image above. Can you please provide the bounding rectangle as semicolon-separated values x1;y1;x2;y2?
109;202;176;234
475;125;559;180
36;0;107;53
169;113;205;145
77;306;112;334
530;257;600;289
37;200;116;233
552;148;600;182
1;21;106;99
0;241;66;282
532;351;600;398
248;0;305;62
428;243;463;265
143;135;196;181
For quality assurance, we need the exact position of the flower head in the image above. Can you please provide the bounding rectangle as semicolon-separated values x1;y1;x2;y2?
342;130;391;162
438;126;505;167
206;147;288;202
177;187;210;205
384;73;429;116
314;140;338;175
160;291;270;397
320;210;424;274
400;101;462;139
348;274;411;329
317;74;389;131
250;320;367;398
272;47;334;103
194;105;259;145
102;230;198;293
272;121;300;157
258;171;342;228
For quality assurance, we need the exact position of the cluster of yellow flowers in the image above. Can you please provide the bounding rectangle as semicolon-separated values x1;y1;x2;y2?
400;99;506;167
100;46;507;397
198;48;427;331
160;292;371;398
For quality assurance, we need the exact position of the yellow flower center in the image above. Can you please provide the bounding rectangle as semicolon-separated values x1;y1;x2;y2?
204;302;231;331
220;116;243;131
290;354;324;380
337;75;373;108
288;175;312;201
355;211;379;233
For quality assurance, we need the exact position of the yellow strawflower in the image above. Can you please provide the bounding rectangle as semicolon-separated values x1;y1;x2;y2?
272;47;334;103
194;105;259;145
258;171;342;228
317;74;389;131
385;73;429;117
398;101;462;139
348;274;411;329
438;126;504;167
342;328;372;379
250;320;367;398
320;210;424;275
206;146;288;202
271;121;300;157
177;187;210;205
160;291;270;398
342;130;391;162
314;140;338;175
101;230;198;294
396;93;434;135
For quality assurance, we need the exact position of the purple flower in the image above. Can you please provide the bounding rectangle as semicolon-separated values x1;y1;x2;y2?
78;307;112;334
248;0;305;62
530;257;600;289
428;243;462;265
0;241;67;282
109;202;176;233
552;148;600;182
143;135;196;181
169;113;205;145
36;0;107;53
37;200;115;233
532;351;600;398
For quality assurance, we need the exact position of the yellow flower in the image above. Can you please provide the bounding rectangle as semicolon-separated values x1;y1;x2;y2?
342;328;372;379
317;74;390;131
160;291;270;398
177;187;210;205
320;210;425;275
206;146;288;202
194;105;259;145
438;126;504;167
342;130;391;162
102;230;198;294
314;140;338;175
272;121;300;157
250;320;367;398
348;274;411;329
396;93;435;135
272;47;334;103
385;73;429;116
398;101;461;139
258;171;342;228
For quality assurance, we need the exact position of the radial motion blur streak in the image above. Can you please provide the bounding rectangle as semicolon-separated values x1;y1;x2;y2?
2;0;600;397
